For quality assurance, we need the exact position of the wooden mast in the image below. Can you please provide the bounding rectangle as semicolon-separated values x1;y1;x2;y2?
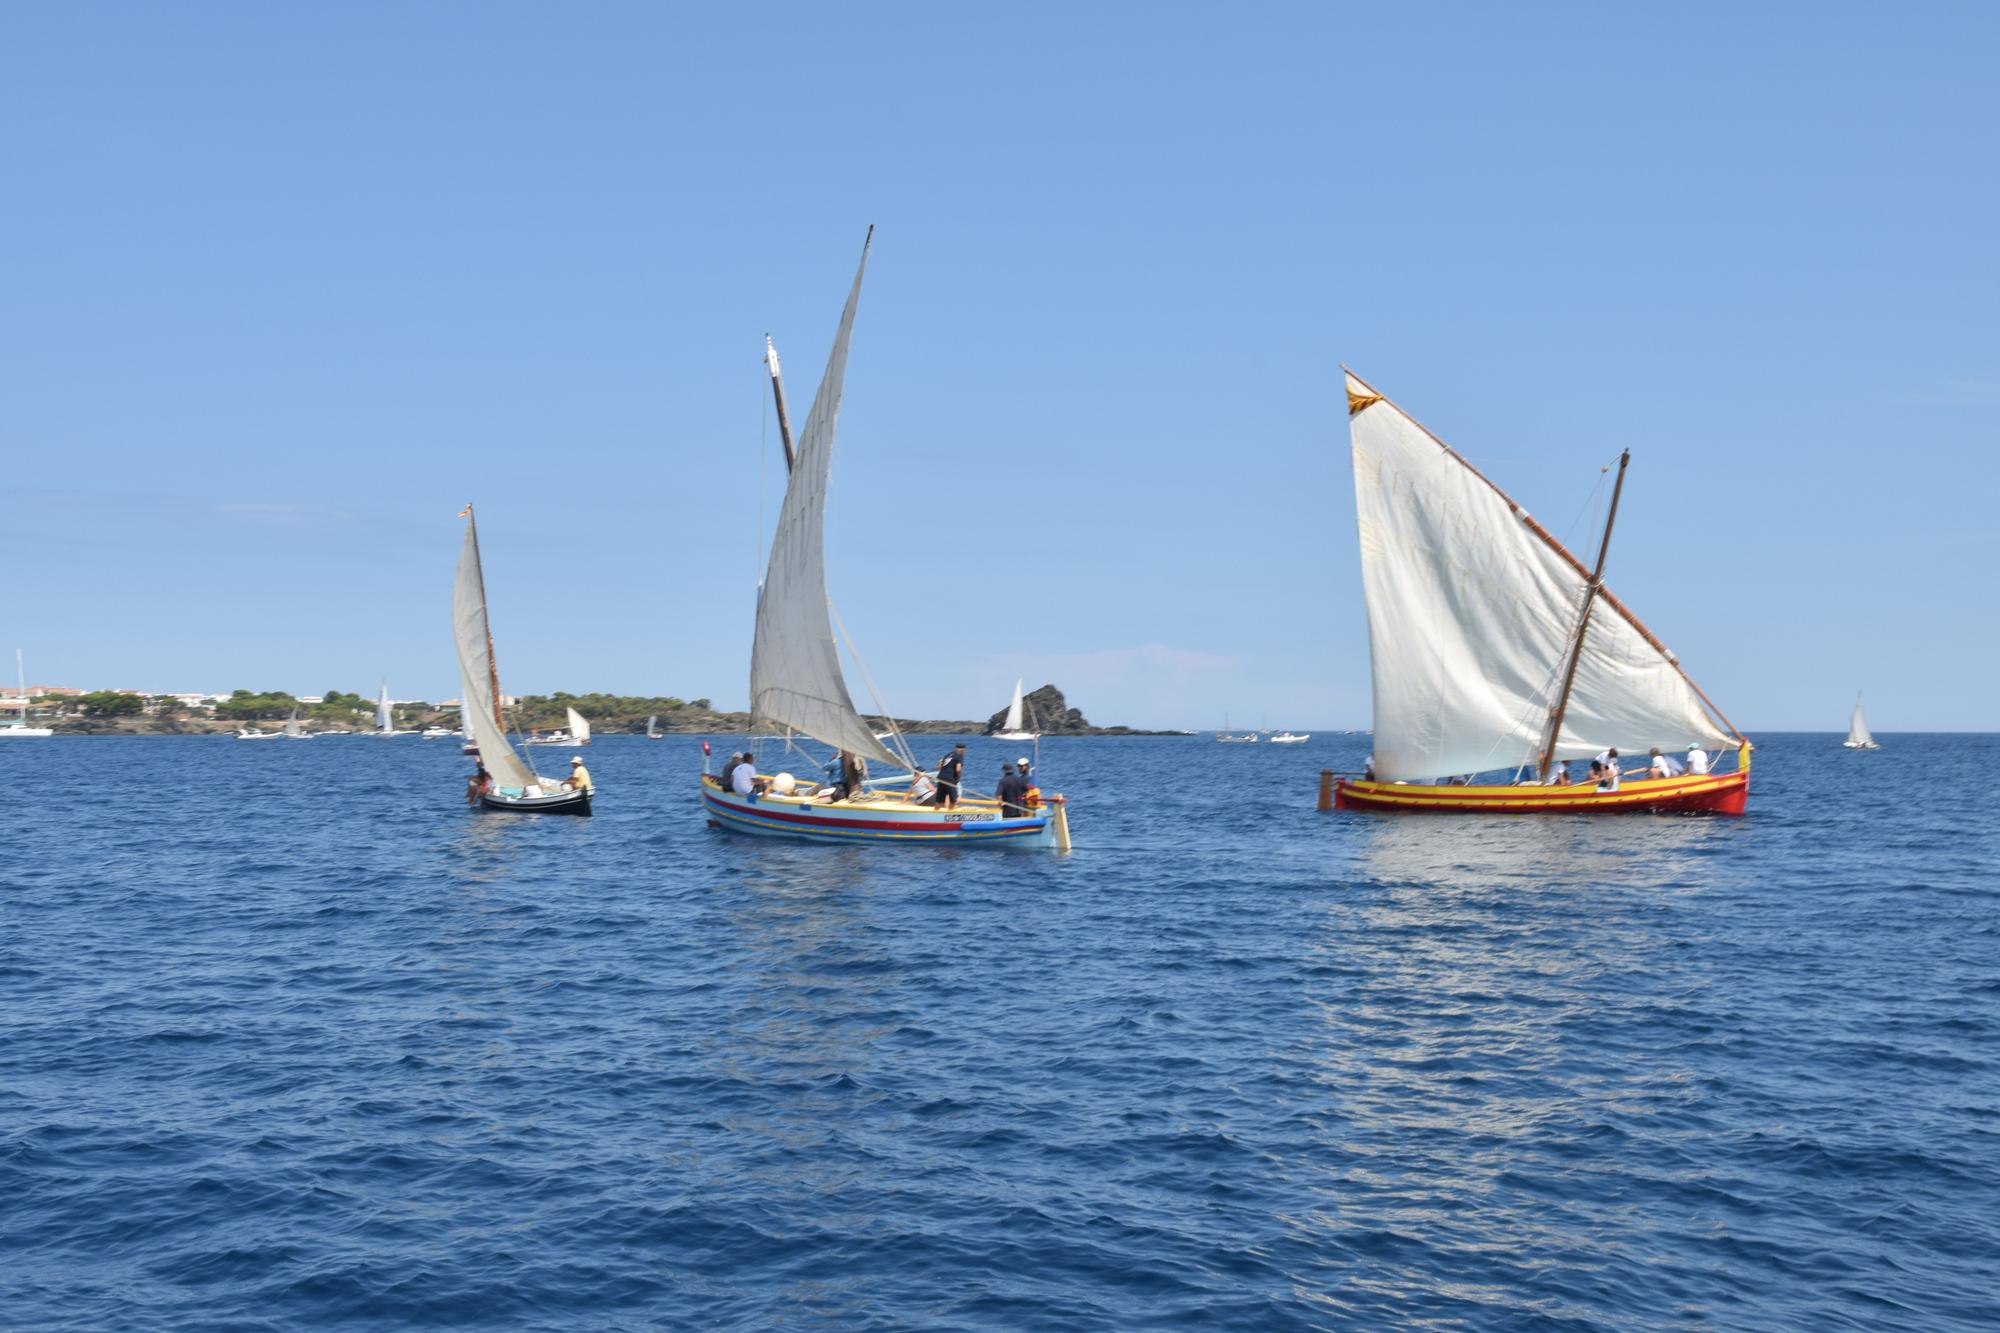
1537;450;1630;780
764;336;795;475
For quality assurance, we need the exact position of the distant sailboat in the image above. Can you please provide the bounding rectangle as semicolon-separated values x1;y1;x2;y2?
1331;369;1751;814
1844;694;1880;749
646;714;662;740
456;504;590;814
375;682;400;736
992;679;1039;741
1217;712;1257;743
282;707;313;739
1;650;54;738
700;230;1068;848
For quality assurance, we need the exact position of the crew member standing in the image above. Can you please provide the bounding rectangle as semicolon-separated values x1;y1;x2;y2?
998;763;1030;817
935;743;966;810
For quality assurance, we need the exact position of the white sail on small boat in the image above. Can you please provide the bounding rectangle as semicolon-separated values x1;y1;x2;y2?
992;678;1039;741
375;682;400;735
1330;369;1751;814
1;650;54;738
1843;694;1880;749
282;707;313;739
646;714;662;739
700;230;1067;848
455;504;589;814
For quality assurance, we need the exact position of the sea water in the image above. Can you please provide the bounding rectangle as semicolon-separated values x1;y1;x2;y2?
2;733;1995;1329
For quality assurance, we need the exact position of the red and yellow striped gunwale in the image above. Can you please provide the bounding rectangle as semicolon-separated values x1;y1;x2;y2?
1334;748;1750;816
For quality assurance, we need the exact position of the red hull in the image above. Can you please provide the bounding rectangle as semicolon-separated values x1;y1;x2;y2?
1333;768;1748;815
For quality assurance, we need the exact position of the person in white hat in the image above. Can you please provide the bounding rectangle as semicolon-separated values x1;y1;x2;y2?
1685;744;1710;776
566;753;594;794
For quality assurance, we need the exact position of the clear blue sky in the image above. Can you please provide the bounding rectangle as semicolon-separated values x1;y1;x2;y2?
4;2;1996;730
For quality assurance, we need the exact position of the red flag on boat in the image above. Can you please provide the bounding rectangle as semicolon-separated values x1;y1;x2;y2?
700;739;711;755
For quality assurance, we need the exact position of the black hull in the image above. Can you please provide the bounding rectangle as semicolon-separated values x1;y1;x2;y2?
479;788;592;816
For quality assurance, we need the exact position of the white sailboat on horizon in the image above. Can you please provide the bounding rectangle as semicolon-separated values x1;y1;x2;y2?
992;678;1039;741
1843;693;1880;749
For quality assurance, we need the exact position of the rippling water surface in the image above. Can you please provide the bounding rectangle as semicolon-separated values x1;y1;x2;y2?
3;733;1996;1329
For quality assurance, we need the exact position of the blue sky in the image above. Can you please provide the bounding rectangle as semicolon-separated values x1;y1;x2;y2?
4;2;1996;730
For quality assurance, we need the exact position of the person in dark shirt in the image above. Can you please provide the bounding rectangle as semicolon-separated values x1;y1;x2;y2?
935;743;966;809
720;752;742;791
997;763;1030;817
829;748;865;802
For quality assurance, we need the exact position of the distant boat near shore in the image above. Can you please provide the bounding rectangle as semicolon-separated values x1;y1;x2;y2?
1;650;54;738
1270;732;1310;744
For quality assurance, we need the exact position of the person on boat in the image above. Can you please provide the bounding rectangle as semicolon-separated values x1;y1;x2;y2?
565;756;593;794
732;752;762;797
1551;763;1573;786
720;751;742;791
830;749;866;802
905;764;937;805
465;764;491;805
935;744;966;809
1593;756;1620;792
1363;754;1376;781
997;763;1031;817
1648;747;1684;779
1685;744;1711;775
1018;756;1042;808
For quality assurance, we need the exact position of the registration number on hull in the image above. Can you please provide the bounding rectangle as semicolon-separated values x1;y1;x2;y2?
943;812;997;823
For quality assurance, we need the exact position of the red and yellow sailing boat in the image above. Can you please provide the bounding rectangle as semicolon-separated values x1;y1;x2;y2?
1332;370;1750;815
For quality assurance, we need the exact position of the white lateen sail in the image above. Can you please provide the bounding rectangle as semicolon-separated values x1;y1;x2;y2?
377;683;393;733
1005;679;1024;732
283;707;304;738
1845;694;1877;748
1347;371;1735;782
646;714;660;739
454;511;538;791
748;233;900;769
566;706;591;745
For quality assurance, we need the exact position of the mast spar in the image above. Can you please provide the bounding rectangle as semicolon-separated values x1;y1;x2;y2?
765;336;796;475
1536;450;1629;780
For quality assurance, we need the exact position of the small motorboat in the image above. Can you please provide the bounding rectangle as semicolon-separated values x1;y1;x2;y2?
1270;732;1310;744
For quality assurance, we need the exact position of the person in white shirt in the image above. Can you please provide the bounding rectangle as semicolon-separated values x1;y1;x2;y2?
1593;748;1623;790
732;753;759;796
905;766;936;805
1648;747;1685;779
1685;745;1710;775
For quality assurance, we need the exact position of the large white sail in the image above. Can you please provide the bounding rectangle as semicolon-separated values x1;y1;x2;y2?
283;707;303;738
1347;372;1735;782
453;511;538;790
1847;695;1874;746
748;234;900;769
377;683;393;733
1003;679;1025;732
566;706;591;744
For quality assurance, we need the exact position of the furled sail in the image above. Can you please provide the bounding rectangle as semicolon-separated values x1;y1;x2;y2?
453;511;538;790
1847;695;1874;746
566;706;591;744
748;233;901;769
377;683;393;733
1347;371;1736;782
1004;679;1025;732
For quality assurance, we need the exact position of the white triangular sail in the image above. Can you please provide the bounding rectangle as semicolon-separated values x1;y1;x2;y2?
283;707;303;737
1004;679;1025;731
748;233;900;769
1346;371;1735;782
453;510;538;790
566;706;591;744
1847;694;1874;746
377;683;393;733
646;714;659;738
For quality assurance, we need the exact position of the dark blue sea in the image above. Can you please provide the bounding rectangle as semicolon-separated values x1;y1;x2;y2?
3;732;1996;1330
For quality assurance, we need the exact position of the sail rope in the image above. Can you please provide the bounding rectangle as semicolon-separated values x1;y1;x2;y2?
828;596;919;772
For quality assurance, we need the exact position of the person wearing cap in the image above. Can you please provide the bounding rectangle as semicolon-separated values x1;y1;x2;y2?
1018;755;1042;808
1648;746;1684;779
935;743;966;809
565;755;593;794
732;751;760;797
997;763;1031;818
1685;744;1711;775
